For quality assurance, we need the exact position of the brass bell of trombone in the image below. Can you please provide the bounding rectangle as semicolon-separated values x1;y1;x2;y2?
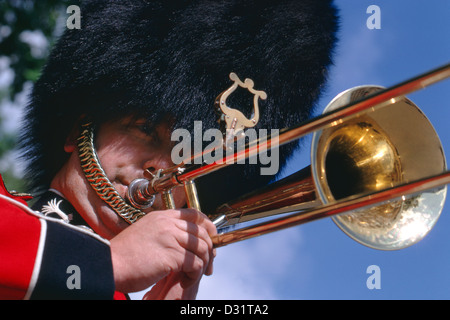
311;85;447;250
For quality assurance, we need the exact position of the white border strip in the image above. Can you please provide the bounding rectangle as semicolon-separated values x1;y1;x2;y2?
23;218;47;300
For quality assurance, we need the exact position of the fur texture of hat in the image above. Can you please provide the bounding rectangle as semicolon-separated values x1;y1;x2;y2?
19;0;338;212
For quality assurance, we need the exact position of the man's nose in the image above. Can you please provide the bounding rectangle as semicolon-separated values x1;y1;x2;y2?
142;155;173;177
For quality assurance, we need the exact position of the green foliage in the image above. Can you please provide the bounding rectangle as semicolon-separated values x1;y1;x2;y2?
0;0;79;190
1;0;76;97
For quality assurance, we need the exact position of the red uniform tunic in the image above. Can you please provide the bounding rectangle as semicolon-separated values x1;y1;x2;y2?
0;175;124;299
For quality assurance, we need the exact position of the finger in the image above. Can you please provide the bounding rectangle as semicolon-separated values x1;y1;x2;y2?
173;224;213;268
179;249;207;281
171;208;218;236
174;219;214;252
205;249;215;276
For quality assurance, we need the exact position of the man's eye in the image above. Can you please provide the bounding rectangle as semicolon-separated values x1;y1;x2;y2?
132;120;151;134
136;123;150;134
134;123;160;144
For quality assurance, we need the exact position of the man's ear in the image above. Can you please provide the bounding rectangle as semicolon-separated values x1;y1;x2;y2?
64;119;82;153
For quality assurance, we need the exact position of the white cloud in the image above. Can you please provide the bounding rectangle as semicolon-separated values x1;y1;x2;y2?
197;226;305;300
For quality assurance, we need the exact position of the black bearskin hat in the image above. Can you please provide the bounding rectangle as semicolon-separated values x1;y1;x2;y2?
19;0;338;213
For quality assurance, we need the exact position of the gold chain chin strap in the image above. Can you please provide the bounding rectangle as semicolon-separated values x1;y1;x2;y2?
77;121;146;224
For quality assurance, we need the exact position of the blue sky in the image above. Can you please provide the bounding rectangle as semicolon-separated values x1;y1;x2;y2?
194;1;450;300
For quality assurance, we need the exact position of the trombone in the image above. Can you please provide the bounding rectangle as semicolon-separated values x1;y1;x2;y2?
127;63;450;250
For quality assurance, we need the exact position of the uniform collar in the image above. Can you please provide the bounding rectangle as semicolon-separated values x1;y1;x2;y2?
32;189;91;230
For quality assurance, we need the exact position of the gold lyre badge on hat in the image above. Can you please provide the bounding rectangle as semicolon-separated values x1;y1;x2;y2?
215;73;267;149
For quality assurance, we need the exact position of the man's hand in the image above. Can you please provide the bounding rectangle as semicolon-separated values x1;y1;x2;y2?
109;208;217;296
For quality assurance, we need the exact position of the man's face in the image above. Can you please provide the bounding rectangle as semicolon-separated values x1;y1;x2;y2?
53;117;186;239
